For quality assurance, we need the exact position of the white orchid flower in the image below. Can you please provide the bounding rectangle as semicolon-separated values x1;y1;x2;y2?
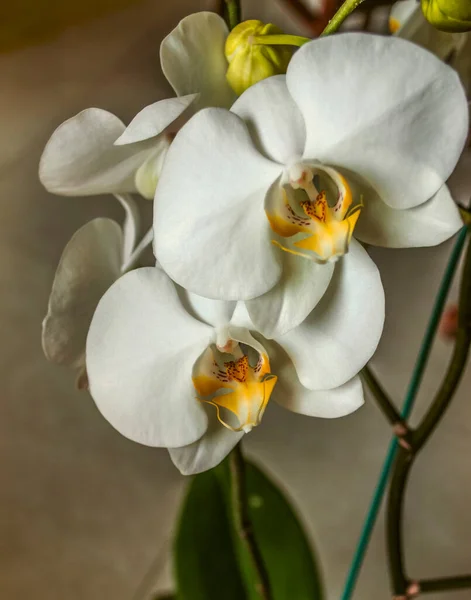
42;211;150;388
154;33;467;338
391;0;471;94
86;256;384;475
39;96;196;201
39;12;236;205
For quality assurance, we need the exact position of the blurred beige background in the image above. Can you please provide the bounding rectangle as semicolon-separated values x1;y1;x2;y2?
1;0;470;598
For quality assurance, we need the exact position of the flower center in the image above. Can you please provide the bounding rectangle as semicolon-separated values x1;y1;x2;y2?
265;163;362;263
192;336;277;433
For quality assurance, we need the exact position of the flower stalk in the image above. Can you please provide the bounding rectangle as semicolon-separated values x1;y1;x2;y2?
223;0;241;30
419;575;471;593
229;444;272;600
250;34;311;47
342;227;469;600
386;226;471;596
321;0;367;36
361;366;413;449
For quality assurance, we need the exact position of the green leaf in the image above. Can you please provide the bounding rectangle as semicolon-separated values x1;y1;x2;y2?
231;462;324;600
174;469;248;600
175;458;324;600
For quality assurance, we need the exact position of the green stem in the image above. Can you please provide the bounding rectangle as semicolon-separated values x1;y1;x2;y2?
386;447;412;594
387;231;471;596
413;232;471;450
340;227;469;600
361;366;402;427
223;0;241;30
321;0;367;35
412;328;471;451
229;444;272;600
252;34;311;47
419;575;471;593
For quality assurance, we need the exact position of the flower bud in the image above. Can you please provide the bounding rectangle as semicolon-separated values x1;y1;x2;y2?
225;20;294;96
421;0;471;32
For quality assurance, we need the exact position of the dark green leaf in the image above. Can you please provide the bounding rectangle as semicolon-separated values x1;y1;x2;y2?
234;462;324;600
174;469;247;600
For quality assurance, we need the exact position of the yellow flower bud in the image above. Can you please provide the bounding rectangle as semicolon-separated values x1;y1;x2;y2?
421;0;471;32
225;20;294;96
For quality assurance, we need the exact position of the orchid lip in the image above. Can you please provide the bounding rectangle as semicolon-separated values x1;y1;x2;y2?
266;162;363;263
192;333;277;433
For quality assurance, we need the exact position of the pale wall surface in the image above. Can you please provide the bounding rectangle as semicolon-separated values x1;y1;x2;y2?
1;1;470;599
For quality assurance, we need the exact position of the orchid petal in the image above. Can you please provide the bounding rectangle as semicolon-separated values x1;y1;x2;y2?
134;136;170;200
231;75;306;164
169;409;243;475
86;268;212;448
154;108;283;300
114;193;140;261
39;108;154;196
272;341;364;417
42;218;122;367
181;291;237;329
276;373;364;418
276;240;384;390
160;12;236;110
114;95;198;145
355;183;463;247
246;250;334;338
287;33;468;209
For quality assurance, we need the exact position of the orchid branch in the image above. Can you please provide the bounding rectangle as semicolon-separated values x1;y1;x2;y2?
223;0;241;30
361;367;413;449
387;229;471;596
341;227;469;600
229;444;272;600
321;0;367;35
361;366;402;426
419;575;471;593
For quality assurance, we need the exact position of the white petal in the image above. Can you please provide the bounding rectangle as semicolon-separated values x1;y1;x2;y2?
160;12;236;110
169;409;243;475
246;251;334;338
275;240;385;390
230;301;255;330
355;184;463;248
154;108;283;300
231;75;306;164
273;345;364;417
287;33;468;209
180;291;237;328
278;374;364;418
134;136;170;200
114;95;198;145
86;268;213;448
114;193;140;261
42;218;122;367
39;108;154;196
